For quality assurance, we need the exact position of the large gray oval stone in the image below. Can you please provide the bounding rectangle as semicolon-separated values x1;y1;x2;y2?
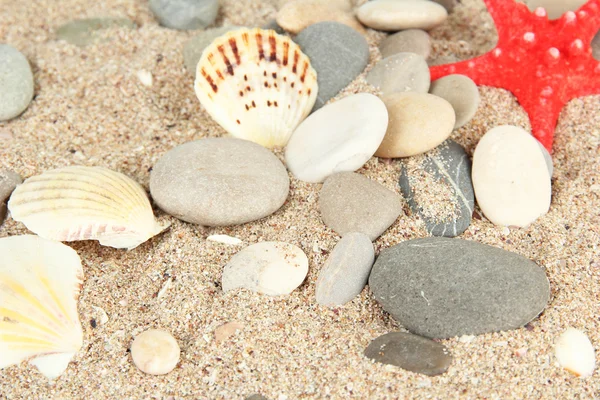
294;22;369;110
149;0;219;30
0;45;34;121
150;138;289;226
364;332;452;376
399;140;474;237
366;53;430;95
369;237;551;339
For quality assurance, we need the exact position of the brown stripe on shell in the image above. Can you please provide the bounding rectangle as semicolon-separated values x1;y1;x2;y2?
217;44;234;76
229;38;241;65
216;70;224;80
242;32;250;46
283;41;289;66
300;61;309;83
200;69;218;93
292;50;299;73
268;34;277;62
255;32;265;60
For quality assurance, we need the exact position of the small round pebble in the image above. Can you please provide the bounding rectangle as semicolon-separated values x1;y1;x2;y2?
375;92;455;158
526;0;587;19
149;0;219;30
366;52;431;95
285;93;388;183
150;138;289;226
0;169;22;204
276;0;364;34
379;29;431;59
429;74;480;129
0;45;34;121
357;0;448;31
56;18;136;46
183;26;242;75
131;329;180;375
555;328;596;378
472;125;551;227
431;0;460;12
315;232;374;306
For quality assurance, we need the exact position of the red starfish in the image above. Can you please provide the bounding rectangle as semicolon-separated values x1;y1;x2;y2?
430;0;600;152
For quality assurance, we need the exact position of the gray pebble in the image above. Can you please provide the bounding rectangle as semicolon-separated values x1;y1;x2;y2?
593;29;600;61
246;395;268;400
427;55;458;67
183;26;242;75
294;22;369;110
149;0;219;30
367;52;430;95
262;19;286;35
315;232;374;306
0;170;21;225
429;74;479;128
364;332;452;376
0;45;34;121
369;237;551;339
150;138;289;226
379;29;430;60
431;0;460;12
399;140;474;237
319;172;402;241
56;18;136;46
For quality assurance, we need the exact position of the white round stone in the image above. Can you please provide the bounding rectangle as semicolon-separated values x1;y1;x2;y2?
555;328;595;378
472;125;551;227
222;242;309;296
285;93;388;183
375;92;455;158
131;329;180;375
367;52;431;95
357;0;448;31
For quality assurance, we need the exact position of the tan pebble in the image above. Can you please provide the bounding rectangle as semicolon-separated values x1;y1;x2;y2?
131;329;180;375
357;0;448;31
555;328;595;378
375;92;455;158
276;0;364;34
214;322;245;343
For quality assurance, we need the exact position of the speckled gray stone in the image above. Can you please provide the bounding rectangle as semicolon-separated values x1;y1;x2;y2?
429;74;479;128
379;29;431;60
367;52;430;95
315;232;374;306
294;22;369;110
150;138;289;226
369;237;551;339
56;18;136;46
0;170;21;224
0;45;34;121
364;332;452;376
399;140;474;237
183;26;242;75
319;172;402;241
149;0;219;30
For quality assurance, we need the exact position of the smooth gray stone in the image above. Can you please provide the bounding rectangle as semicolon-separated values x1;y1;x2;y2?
150;138;289;226
429;74;479;129
431;0;460;12
379;29;430;60
364;332;452;376
369;237;551;339
593;29;600;61
246;395;268;400
262;19;285;35
315;232;375;306
0;45;34;121
0;170;22;202
319;172;402;241
0;202;6;224
399;140;474;237
183;26;242;76
149;0;218;30
56;18;136;46
427;55;458;67
367;52;430;95
294;22;369;110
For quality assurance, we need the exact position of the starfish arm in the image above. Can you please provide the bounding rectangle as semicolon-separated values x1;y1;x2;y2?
574;0;600;44
514;88;564;151
483;0;532;39
564;61;600;99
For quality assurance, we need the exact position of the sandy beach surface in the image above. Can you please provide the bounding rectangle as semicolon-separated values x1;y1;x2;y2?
1;0;599;398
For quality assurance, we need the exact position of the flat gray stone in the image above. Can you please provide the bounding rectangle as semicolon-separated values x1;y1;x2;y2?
294;22;369;110
364;332;452;376
431;0;460;12
183;26;242;76
379;29;430;60
0;45;34;121
399;140;474;237
429;74;479;128
315;232;374;306
367;52;430;95
0;170;22;203
150;138;289;226
319;172;402;241
593;29;600;61
149;0;218;30
56;18;136;46
369;237;551;339
246;395;268;400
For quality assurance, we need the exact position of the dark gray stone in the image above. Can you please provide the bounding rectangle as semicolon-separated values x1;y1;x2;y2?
183;26;242;75
56;18;136;46
294;22;369;110
369;237;551;339
364;332;452;376
0;45;34;121
149;0;218;30
399;140;474;237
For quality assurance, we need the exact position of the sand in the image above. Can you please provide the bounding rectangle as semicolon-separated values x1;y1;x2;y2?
1;0;599;398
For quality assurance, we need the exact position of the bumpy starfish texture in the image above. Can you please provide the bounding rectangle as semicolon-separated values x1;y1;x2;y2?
430;0;600;152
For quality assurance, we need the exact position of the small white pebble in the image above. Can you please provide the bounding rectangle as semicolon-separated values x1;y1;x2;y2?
501;226;510;235
207;234;243;245
131;329;180;375
493;340;508;347
92;305;109;325
555;328;595;378
459;335;476;343
136;70;153;87
515;347;528;357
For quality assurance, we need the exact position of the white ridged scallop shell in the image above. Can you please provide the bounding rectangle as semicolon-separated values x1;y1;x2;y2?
7;166;170;250
194;28;318;148
0;235;83;380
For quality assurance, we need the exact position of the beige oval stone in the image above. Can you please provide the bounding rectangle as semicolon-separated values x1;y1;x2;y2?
357;0;448;31
131;329;180;375
472;125;551;227
276;0;364;34
429;74;480;128
375;92;455;158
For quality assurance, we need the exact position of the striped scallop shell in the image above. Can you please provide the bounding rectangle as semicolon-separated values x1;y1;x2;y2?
0;235;83;380
195;28;318;148
8;166;169;250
